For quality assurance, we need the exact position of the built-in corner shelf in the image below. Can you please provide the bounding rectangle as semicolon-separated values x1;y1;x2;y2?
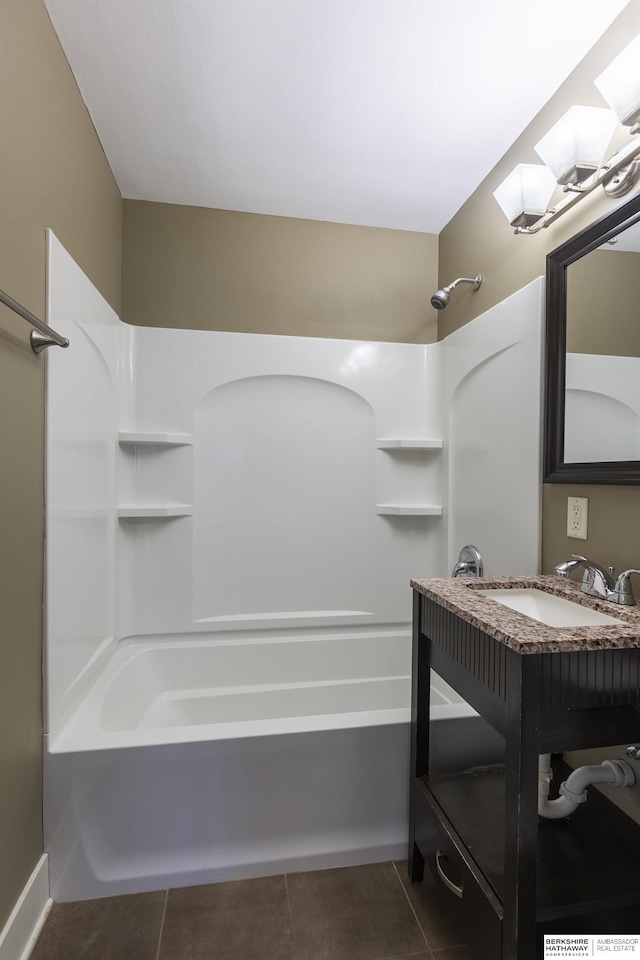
118;432;193;522
118;505;193;519
376;439;442;450
376;504;443;517
118;432;193;446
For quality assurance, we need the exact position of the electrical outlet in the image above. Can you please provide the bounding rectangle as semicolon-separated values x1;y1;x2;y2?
567;496;588;540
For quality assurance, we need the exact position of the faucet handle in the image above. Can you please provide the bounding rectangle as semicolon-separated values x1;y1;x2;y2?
613;569;640;606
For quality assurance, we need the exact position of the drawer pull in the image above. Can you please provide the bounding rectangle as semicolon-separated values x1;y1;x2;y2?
435;849;463;898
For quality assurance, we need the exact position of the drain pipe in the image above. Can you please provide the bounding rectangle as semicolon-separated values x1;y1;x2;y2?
538;753;636;820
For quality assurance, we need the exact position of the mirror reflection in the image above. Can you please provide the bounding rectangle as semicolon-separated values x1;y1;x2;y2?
565;219;640;463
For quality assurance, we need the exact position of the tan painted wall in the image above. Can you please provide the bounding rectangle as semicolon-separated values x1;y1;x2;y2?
122;201;438;344
437;1;640;578
567;250;640;356
0;0;121;930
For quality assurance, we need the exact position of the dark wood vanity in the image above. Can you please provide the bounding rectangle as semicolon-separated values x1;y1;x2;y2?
409;576;640;960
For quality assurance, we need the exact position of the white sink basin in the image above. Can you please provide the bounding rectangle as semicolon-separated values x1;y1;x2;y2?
477;588;625;627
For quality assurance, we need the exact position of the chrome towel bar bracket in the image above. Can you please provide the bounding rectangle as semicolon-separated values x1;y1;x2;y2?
0;288;69;353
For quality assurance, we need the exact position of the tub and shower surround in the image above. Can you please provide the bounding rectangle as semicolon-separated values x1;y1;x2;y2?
44;236;544;901
44;234;451;898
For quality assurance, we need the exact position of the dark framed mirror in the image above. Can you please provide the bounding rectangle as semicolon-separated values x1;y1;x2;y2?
544;192;640;484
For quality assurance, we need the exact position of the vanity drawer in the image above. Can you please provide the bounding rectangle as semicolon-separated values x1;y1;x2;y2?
413;778;502;960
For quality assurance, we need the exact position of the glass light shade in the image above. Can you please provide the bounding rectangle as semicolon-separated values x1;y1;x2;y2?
595;33;640;127
493;164;557;228
534;105;618;185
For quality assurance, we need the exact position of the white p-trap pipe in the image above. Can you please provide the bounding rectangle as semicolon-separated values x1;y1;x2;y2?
538;753;636;820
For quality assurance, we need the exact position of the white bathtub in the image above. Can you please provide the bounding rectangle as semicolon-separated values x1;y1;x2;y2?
44;627;483;901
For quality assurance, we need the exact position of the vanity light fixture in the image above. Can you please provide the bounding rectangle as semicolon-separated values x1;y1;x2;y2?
533;106;618;189
493;164;557;230
493;35;640;235
595;32;640;131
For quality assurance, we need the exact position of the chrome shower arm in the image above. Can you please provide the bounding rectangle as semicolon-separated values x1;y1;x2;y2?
447;275;482;292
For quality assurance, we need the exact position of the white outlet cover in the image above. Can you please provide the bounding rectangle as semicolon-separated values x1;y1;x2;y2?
567;496;588;540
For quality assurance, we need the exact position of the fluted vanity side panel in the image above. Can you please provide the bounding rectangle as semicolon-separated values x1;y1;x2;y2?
422;600;507;702
541;650;640;712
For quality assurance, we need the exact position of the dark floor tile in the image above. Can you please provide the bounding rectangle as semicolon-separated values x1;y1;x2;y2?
286;861;427;960
30;891;166;960
159;875;294;960
394;861;467;953
386;955;432;960
431;948;473;960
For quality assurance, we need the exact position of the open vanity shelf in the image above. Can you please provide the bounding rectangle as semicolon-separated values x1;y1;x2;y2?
419;759;640;923
409;579;640;960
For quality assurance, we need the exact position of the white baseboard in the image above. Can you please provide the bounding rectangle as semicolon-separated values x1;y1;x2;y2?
0;855;52;960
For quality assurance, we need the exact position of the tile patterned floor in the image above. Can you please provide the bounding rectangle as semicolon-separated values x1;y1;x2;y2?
31;861;473;960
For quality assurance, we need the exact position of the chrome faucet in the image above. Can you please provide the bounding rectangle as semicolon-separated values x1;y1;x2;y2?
554;556;589;579
555;554;640;606
451;545;483;578
612;569;640;606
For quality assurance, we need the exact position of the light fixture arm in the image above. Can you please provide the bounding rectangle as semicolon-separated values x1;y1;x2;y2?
515;135;640;234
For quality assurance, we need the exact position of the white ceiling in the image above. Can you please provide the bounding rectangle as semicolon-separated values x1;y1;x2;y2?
45;0;630;234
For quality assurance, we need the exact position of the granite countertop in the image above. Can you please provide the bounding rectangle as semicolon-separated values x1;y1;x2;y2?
410;574;640;654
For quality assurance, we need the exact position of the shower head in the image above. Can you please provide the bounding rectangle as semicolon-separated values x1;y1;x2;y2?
430;274;482;310
430;288;450;310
